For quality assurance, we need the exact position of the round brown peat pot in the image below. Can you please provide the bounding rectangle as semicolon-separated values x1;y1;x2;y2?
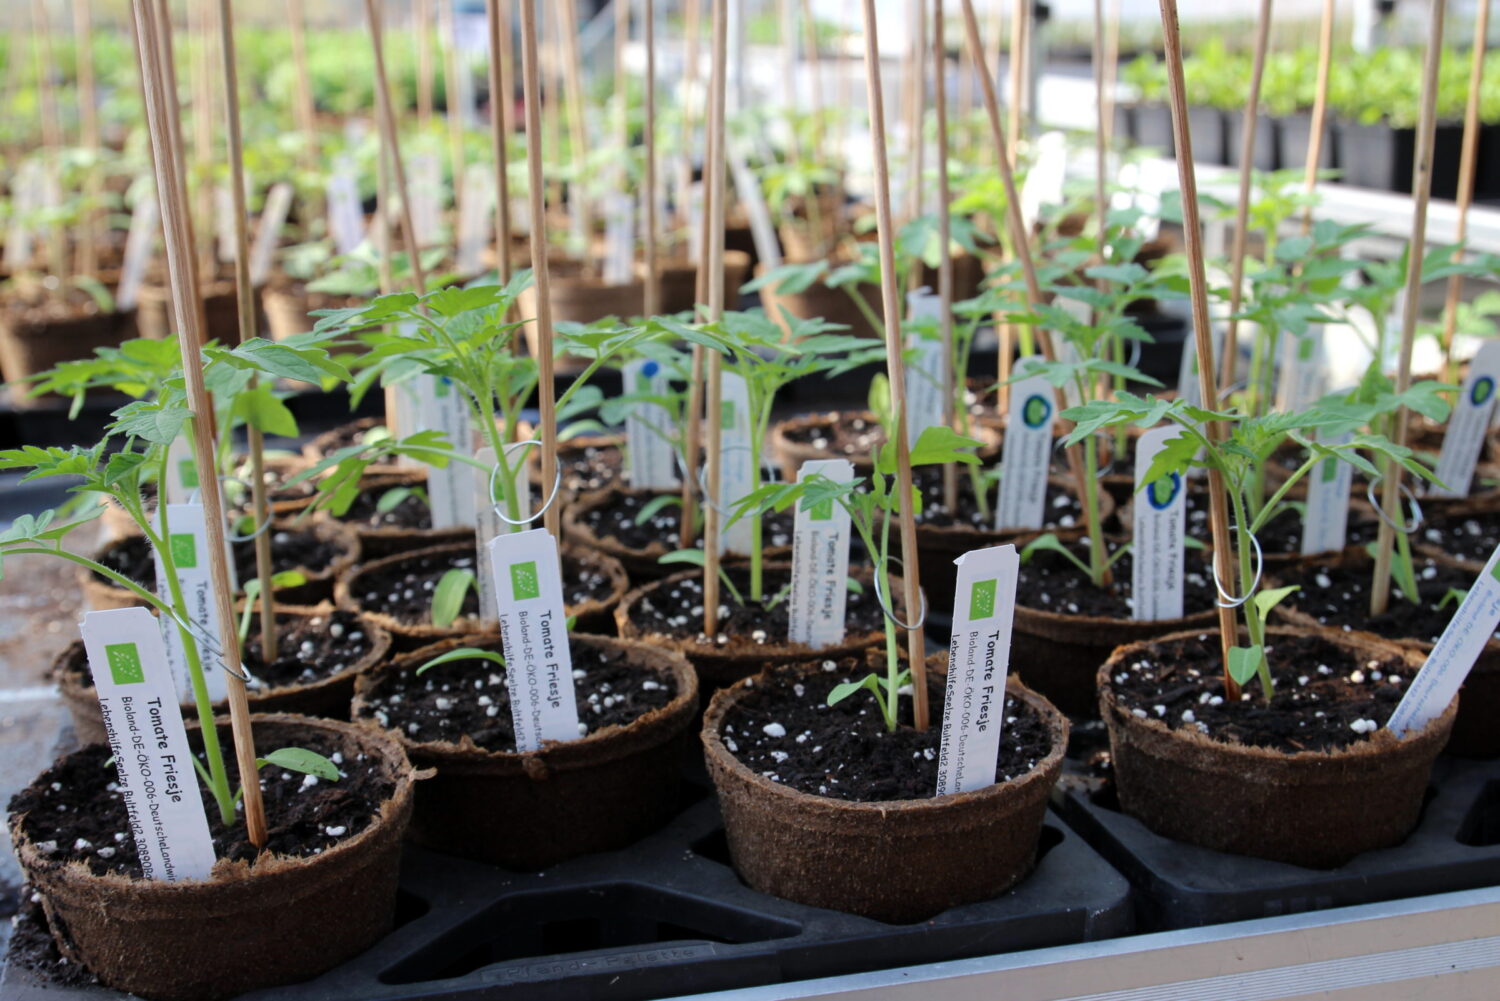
1098;627;1457;867
0;302;131;398
351;633;697;869
8;715;418;1001
261;281;363;341
529;432;625;500
137;280;261;343
769;410;1002;482
98;454;316;541
702;660;1068;922
334;469;474;560
652;250;751;314
1267;546;1500;759
518;264;645;372
53;605;393;744
336;541;629;651
302;417;405;478
614;564;892;690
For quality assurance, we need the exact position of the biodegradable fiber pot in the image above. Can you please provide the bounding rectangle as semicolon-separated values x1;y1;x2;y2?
0;306;132;402
769;410;1002;483
1097;626;1457;868
52;605;393;745
518;261;644;372
351;632;697;869
702;659;1068;923
8;714;418;1001
137;280;262;343
651;249;751;315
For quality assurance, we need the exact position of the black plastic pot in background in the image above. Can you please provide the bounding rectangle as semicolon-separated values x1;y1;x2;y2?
1225;109;1279;172
1429;122;1466;200
1479;124;1500;201
1185;106;1228;165
1113;103;1136;146
1335;119;1407;191
1277;112;1337;177
1132;102;1175;155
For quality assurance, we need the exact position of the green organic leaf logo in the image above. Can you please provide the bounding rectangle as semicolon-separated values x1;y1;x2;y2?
1021;394;1051;430
1297;337;1315;362
105;642;145;686
1490;559;1500;585
509;560;540;601
1320;456;1339;484
177;458;199;489
969;578;997;619
170;533;197;569
810;498;833;521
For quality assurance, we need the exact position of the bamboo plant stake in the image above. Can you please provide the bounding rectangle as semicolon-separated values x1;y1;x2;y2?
676;0;702;238
485;0;513;286
519;0;563;541
700;0;729;638
680;0;712;553
1438;0;1491;384
191;0;218;284
216;0;278;659
644;0;660;317
366;0;430;300
801;0;824;164
903;0;927;239
441;0;467;216
1006;0;1026;153
556;0;592;272
130;0;268;849
1298;0;1334;234
73;0;103;278
959;0;1105;586
30;0;65;280
1217;0;1273;396
498;0;516;181
1092;0;1109;269
286;0;323;230
417;0;434;130
860;0;931;730
1157;0;1241;700
934;0;958;515
1371;0;1446;617
151;0;206;349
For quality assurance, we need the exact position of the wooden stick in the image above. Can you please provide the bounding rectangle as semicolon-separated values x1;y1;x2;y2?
935;0;958;515
676;0;702;238
519;0;562;540
860;0;930;731
700;0;728;639
287;0;317;139
1439;0;1490;384
191;0;218;284
151;0;209;351
800;0;824;164
644;0;660;317
1006;0;1026;153
1157;0;1240;699
1092;0;1109;268
1101;0;1121;164
31;0;61;154
556;0;592;271
1299;0;1334;234
130;0;267;850
366;0;429;299
1371;0;1446;617
417;0;434;130
440;0;467;217
680;0;709;553
485;0;513;286
1218;0;1273;396
215;0;278;660
73;0;103;278
904;0;927;231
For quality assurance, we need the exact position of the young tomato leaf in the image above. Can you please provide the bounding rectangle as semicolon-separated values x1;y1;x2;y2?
416;647;507;676
1227;645;1266;686
432;568;477;628
257;747;340;782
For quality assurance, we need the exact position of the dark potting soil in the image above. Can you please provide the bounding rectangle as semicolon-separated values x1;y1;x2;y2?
627;567;885;650
1419;513;1500;567
1108;632;1410;753
6;891;101;989
8;730;396;878
719;661;1053;802
125;468;316;521
580;489;793;552
342;481;545;531
558;441;623;495
782;414;885;459
1180;493;1376;555
1276;555;1494;647
57;609;375;693
92;527;341;590
1016;543;1216;618
360;638;676;751
355;546;615;627
914;466;1085;530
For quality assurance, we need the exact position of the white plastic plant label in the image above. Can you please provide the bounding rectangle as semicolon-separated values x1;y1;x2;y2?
1131;426;1187;621
935;543;1020;796
787;459;854;648
455;162;493;276
163;436;200;507
1387;542;1500;737
728;141;782;270
421;374;477;529
153;503;229;705
622;358;679;490
326;167;365;255
485;528;581;752
904;289;946;443
1053;297;1091;409
474;443;532;622
116;189;158;312
409;153;444;249
1301;431;1354;555
994;367;1055;531
3;160;39;271
1275;331;1326;412
1175;321;1225;409
1429;340;1500;499
1020;131;1067;228
601;192;635;286
81;607;216;882
249;182;294;288
719;372;756;555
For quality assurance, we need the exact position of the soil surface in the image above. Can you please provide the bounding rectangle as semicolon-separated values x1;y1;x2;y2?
354;546;615;627
341;480;544;531
360;638;676;751
1419;514;1500;567
555;441;623;495
5;892;101;989
1275;554;1493;646
719;661;1053;801
1179;492;1377;555
579;490;793;552
56;609;375;693
1108;632;1411;752
8;730;396;878
627;567;885;651
92;527;342;591
1016;542;1217;618
781;414;885;460
914;467;1086;530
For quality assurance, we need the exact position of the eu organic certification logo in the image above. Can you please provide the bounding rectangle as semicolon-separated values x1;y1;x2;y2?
510;560;541;601
170;533;198;568
105;643;145;686
969;579;997;619
1471;376;1495;407
1021;394;1051;429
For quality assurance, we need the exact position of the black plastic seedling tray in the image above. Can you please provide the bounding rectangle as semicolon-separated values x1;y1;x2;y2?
3;791;1132;1001
1056;754;1500;931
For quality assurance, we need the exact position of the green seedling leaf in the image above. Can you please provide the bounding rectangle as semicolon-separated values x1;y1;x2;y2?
827;673;882;707
1018;532;1093;576
846;576;864;595
257;747;340;782
415;647;507;676
432;568;477;628
1438;587;1468;610
634;493;682;526
1227;645;1265;686
1252;585;1299;620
